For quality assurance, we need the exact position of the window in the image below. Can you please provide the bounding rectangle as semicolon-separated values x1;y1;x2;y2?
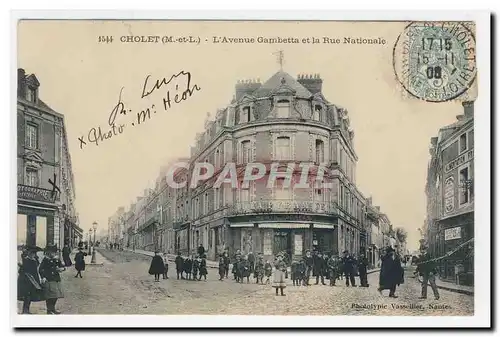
459;133;467;153
314;188;326;202
25;168;39;186
214;188;220;210
204;193;209;215
313;105;322;121
276;100;290;118
315;139;324;163
215;149;220;169
26;88;37;103
241;140;251;164
241;107;251;123
26;124;38;149
275;136;291;160
459;166;470;205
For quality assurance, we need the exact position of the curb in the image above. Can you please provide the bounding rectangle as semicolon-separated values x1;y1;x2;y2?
417;277;474;296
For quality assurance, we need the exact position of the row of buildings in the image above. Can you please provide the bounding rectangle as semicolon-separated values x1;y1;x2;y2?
108;70;405;266
17;68;83;250
425;101;474;285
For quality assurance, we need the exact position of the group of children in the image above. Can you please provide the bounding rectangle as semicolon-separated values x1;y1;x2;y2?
173;253;208;281
228;251;273;284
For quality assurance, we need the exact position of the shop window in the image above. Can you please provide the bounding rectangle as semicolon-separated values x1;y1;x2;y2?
263;230;273;255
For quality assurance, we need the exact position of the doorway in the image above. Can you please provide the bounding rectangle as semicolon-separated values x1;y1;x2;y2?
273;230;292;262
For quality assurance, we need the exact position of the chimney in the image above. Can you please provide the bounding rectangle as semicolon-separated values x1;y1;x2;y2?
430;137;438;147
297;73;323;94
18;68;26;98
463;101;474;119
456;115;465;122
235;79;262;101
375;206;381;212
367;197;372;205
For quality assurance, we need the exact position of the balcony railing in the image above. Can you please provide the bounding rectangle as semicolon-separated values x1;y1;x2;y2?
17;184;59;203
228;199;338;216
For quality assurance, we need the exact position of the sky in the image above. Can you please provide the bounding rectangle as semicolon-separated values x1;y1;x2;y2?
17;20;472;251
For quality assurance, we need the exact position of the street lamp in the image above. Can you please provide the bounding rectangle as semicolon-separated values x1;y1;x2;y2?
88;228;93;255
91;221;98;263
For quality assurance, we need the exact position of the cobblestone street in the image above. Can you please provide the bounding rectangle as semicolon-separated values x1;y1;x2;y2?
18;250;474;316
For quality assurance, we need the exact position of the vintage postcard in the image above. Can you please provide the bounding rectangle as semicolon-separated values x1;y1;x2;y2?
13;13;491;328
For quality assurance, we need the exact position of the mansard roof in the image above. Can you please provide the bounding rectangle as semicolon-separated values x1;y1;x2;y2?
253;71;312;98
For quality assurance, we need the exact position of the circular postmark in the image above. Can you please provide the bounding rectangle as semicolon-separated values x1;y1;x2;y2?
393;22;477;102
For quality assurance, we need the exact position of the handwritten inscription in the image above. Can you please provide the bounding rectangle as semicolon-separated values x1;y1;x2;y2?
78;71;201;149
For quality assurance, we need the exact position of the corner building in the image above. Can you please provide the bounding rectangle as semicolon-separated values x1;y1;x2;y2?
184;71;367;261
426;101;474;285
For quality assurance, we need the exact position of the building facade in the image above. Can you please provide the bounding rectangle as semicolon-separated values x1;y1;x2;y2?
112;70;396;263
426;101;474;285
17;68;82;250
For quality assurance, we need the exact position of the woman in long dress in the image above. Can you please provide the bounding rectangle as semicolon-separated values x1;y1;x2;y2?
273;253;287;296
17;246;44;314
39;245;66;314
148;251;165;282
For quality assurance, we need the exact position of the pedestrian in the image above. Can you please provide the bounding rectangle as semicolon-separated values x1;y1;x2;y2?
291;259;299;286
417;247;440;300
74;246;87;278
378;246;404;298
233;255;242;282
184;256;193;280
358;253;369;287
148;250;165;282
39;244;66;314
273;253;287;296
264;260;272;284
218;254;226;281
192;256;200;281
327;253;340;286
239;255;251;283
313;252;327;285
17;245;44;314
199;255;208;281
197;244;206;258
303;250;314;286
247;250;255;276
175;252;184;280
254;253;265;284
223;251;230;278
62;241;72;267
341;250;357;287
162;253;169;279
297;258;307;286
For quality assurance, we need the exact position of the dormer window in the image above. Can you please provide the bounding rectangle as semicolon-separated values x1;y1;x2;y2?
313;105;322;121
241;106;251;123
276;100;290;118
26;87;37;103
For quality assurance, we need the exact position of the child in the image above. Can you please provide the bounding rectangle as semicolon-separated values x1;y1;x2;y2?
175;253;184;280
162;253;169;279
199;256;208;281
297;259;307;286
184;256;193;280
148;251;165;282
291;260;299;286
218;254;226;281
239;255;251;284
273;253;287;296
254;254;265;284
74;247;87;278
234;255;242;283
264;260;272;284
192;256;200;281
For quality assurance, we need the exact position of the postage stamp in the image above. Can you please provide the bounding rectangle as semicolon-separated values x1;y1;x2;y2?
12;15;490;329
393;21;477;102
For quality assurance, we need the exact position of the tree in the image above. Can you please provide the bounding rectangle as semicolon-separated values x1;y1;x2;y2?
395;227;408;244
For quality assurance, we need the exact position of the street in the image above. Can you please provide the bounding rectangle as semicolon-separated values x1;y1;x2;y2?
17;249;474;316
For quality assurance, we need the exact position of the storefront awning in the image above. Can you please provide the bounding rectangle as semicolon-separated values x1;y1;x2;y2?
258;223;310;229
229;223;255;228
313;224;336;229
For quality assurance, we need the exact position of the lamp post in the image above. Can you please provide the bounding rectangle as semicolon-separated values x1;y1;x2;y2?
88;228;93;255
91;221;97;263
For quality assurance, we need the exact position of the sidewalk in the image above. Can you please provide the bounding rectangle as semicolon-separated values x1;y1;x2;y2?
418;275;474;296
122;248;381;274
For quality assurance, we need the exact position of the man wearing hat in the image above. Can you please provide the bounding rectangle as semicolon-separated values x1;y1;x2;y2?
341;250;357;287
416;246;440;300
18;245;44;314
378;246;404;298
39;244;66;314
74;246;88;278
303;250;314;286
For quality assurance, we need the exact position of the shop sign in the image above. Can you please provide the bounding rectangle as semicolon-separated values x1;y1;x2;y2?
444;177;455;213
445;149;473;173
444;227;461;241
